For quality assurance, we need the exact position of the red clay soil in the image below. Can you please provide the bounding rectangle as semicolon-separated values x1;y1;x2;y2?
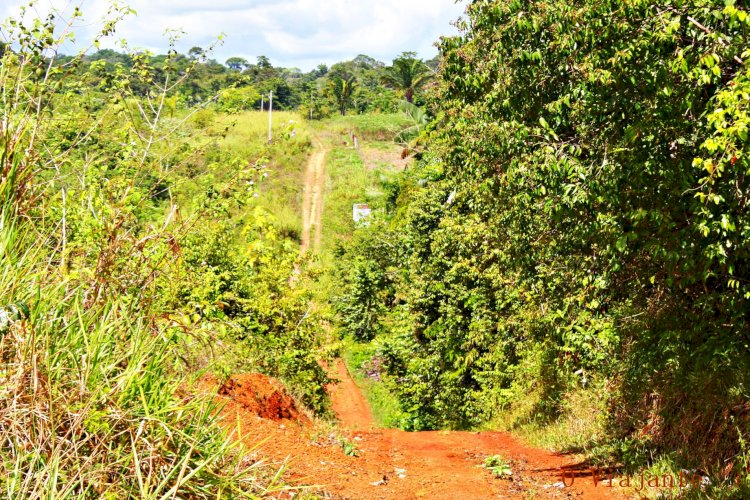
206;367;627;499
219;374;307;422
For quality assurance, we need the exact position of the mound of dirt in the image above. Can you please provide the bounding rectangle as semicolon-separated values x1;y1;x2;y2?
218;373;305;422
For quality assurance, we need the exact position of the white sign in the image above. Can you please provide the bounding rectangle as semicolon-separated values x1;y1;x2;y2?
353;203;372;224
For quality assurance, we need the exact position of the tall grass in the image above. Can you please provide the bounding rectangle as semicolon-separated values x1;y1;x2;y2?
319;147;372;255
185;110;312;241
0;6;286;497
321;114;414;141
340;338;404;428
0;245;274;497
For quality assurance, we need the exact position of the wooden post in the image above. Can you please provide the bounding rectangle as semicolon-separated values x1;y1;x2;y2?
260;95;264;111
310;89;314;120
268;90;273;144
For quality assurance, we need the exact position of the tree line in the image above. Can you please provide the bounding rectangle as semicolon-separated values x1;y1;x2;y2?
57;47;435;116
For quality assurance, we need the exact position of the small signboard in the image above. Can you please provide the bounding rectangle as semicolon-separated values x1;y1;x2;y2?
353;203;372;224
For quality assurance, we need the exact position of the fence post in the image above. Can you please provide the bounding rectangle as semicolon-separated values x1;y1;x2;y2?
268;90;273;144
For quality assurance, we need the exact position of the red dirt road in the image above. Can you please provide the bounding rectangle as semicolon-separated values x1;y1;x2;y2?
211;364;625;499
324;359;623;499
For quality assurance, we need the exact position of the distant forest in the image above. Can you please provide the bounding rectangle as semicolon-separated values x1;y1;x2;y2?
54;46;438;115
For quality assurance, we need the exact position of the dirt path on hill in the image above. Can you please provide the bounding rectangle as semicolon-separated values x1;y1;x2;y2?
300;138;327;254
265;134;626;498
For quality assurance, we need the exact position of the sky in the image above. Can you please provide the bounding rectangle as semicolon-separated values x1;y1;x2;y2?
0;0;467;70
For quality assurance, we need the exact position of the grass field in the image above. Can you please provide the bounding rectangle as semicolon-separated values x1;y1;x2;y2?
321;113;415;141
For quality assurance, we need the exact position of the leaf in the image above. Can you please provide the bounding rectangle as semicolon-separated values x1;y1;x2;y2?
616;237;627;253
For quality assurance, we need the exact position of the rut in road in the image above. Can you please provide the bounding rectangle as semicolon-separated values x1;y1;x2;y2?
300;138;327;254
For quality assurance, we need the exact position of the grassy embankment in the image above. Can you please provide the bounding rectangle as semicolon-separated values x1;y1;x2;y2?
0;46;323;492
176;110;311;240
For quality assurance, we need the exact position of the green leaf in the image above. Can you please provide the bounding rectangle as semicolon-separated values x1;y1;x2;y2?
616;237;627;253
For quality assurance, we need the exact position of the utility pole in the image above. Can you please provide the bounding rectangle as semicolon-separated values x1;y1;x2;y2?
310;89;313;120
268;90;273;144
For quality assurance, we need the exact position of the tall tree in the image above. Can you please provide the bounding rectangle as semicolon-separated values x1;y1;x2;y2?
225;57;249;71
188;46;204;60
256;55;272;69
328;73;357;115
382;52;433;103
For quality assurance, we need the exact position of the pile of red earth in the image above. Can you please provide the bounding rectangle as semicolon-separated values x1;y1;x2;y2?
217;373;307;423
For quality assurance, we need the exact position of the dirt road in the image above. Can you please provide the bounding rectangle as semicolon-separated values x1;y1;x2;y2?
239;135;626;498
323;359;623;499
213;364;624;499
300;138;327;254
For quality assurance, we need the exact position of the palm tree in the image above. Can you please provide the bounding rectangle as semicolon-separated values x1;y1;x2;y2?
382;52;434;103
395;100;429;144
328;74;358;115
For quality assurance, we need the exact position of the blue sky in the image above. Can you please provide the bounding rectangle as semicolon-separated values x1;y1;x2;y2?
1;1;466;70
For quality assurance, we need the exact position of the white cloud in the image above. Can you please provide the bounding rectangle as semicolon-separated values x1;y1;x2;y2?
0;0;466;69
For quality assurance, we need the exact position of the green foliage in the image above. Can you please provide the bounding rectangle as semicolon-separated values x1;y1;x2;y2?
340;437;360;457
333;0;750;488
381;51;434;103
217;86;261;113
328;72;358;116
395;100;429;144
341;338;407;429
338;258;387;341
0;4;330;496
483;455;512;479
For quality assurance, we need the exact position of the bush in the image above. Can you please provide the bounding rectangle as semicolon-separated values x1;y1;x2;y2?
335;0;750;487
0;8;327;496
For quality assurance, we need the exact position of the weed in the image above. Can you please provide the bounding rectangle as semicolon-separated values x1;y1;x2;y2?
340;437;360;457
483;455;513;479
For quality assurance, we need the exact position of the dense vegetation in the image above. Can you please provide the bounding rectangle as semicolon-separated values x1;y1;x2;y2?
0;0;442;492
0;7;339;496
6;0;750;497
68;44;434;118
335;0;750;494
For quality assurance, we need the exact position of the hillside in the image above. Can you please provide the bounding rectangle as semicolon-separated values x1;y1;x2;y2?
1;1;749;499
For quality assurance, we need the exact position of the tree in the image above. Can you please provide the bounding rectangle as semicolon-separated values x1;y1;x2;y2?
225;57;249;71
352;54;384;70
256;55;272;69
328;73;357;115
339;0;750;469
217;86;260;113
382;52;433;103
188;46;204;60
